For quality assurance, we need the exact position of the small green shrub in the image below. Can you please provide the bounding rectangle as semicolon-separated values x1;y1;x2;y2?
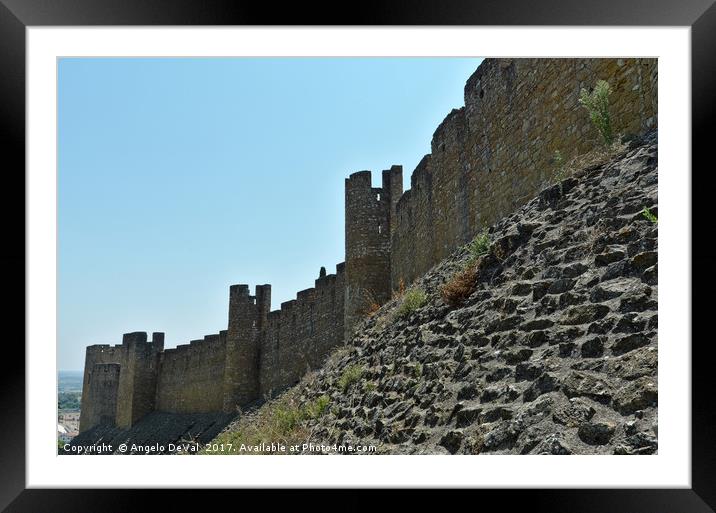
553;149;564;167
579;80;614;146
394;288;428;319
641;207;658;224
468;230;490;261
413;363;423;378
338;364;364;392
274;404;301;434
304;394;330;419
364;381;376;392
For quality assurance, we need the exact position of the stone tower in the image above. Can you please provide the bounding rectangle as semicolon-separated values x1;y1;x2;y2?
344;165;403;339
78;331;164;433
221;284;271;412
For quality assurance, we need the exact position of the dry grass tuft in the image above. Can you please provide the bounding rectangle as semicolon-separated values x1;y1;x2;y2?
440;264;478;307
555;139;628;183
363;301;381;317
360;289;382;318
392;278;406;300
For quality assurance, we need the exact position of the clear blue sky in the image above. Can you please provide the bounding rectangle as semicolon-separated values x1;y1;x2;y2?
58;57;484;371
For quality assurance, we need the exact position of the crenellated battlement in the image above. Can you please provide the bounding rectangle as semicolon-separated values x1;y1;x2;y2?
79;58;658;434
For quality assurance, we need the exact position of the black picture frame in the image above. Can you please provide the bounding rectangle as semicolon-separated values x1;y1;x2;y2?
2;1;714;511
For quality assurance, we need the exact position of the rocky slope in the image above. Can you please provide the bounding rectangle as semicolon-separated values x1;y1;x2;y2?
67;411;233;454
278;130;658;455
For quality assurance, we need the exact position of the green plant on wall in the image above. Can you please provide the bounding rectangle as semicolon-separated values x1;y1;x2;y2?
394;288;428;319
579;80;614;146
468;230;490;262
553;149;564;167
641;207;658;224
338;364;364;392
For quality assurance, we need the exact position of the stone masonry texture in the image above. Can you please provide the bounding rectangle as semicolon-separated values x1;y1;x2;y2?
76;58;657;447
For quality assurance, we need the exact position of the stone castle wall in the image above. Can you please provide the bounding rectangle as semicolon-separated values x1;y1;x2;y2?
259;264;345;398
155;332;228;413
389;58;657;289
79;266;345;432
79;58;657;434
79;332;163;431
79;345;125;432
80;363;120;428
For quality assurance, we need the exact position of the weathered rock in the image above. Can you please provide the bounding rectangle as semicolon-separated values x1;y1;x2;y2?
613;377;658;415
612;333;650;355
515;361;544;381
439;429;464;454
503;348;533;364
533;434;573;455
553;397;596;427
563;262;588;278
631;251;657;271
581;337;605;358
525;330;549;347
605;347;657;381
613;313;647;334
578;420;616;445
601;261;632;281
481;406;513;423
619;293;657;313
523;373;559;402
532;281;551;301
482;422;519;451
589;277;645;302
521;318;555;331
613;432;658;455
548;279;576;295
457;383;478;400
561;304;610;325
511;282;532;296
455;407;482;428
559;341;577;357
595;247;626;266
562;371;613;404
485;367;512;382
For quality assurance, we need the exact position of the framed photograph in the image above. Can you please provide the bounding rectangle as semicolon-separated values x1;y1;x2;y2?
3;0;714;510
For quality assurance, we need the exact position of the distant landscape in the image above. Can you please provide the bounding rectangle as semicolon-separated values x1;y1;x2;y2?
58;370;83;410
58;370;83;445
